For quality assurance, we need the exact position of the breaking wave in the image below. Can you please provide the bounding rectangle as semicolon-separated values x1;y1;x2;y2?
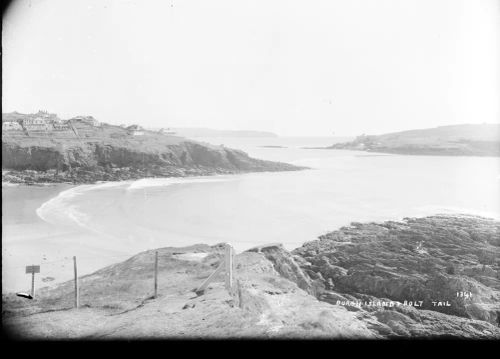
35;177;232;229
126;176;230;190
36;182;129;228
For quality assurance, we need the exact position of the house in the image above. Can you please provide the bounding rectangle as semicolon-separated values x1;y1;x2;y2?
35;110;60;122
71;116;100;127
35;110;51;118
2;121;23;131
53;121;71;131
126;124;145;136
158;128;176;135
22;117;51;131
50;117;63;124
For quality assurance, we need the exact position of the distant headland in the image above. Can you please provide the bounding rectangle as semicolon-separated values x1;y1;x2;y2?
326;124;500;157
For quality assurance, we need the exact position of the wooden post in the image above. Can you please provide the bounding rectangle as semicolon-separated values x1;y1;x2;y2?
73;256;79;308
225;244;233;292
154;251;158;298
195;260;225;294
195;244;235;296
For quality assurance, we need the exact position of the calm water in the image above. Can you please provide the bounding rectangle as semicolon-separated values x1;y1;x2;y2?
37;136;500;252
3;136;500;292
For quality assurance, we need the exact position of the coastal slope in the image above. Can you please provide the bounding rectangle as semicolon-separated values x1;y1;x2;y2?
328;124;500;156
3;215;500;339
2;112;302;184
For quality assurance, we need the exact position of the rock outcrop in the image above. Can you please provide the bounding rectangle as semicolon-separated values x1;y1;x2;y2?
292;215;500;327
4;239;499;339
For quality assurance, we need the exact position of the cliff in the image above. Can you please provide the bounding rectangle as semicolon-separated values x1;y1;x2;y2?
327;124;500;156
2;113;302;184
292;215;500;328
3;216;500;339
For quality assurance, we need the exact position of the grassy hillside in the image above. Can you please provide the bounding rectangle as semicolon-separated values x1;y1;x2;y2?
329;124;500;156
4;227;500;339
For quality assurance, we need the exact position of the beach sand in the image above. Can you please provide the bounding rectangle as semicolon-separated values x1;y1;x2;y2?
2;184;132;293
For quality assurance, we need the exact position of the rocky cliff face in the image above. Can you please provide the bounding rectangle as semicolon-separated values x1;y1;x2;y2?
242;224;500;338
2;130;303;184
291;215;500;327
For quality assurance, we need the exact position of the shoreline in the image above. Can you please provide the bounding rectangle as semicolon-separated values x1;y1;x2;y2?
3;214;500;339
1;165;308;186
328;147;500;158
301;147;500;158
3;170;499;294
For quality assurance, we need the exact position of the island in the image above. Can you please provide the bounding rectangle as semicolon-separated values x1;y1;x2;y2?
1;111;302;185
326;124;500;156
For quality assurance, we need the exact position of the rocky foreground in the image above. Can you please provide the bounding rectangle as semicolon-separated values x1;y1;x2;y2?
2;113;303;185
3;215;500;339
292;215;500;330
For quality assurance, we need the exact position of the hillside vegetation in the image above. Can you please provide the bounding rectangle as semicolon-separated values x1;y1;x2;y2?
328;124;500;156
2;112;302;184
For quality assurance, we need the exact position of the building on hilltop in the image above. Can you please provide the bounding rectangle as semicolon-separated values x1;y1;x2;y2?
22;117;51;131
52;121;72;131
70;116;100;127
2;121;23;131
158;128;176;135
35;110;60;121
36;110;50;117
126;124;145;136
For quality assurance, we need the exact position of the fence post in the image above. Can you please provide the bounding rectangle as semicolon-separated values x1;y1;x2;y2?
225;244;233;293
154;251;158;298
73;256;79;308
195;244;235;296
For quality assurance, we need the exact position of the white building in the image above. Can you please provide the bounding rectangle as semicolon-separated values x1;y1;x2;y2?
158;128;176;135
53;121;71;131
22;117;50;131
127;124;145;136
2;121;23;131
71;116;100;127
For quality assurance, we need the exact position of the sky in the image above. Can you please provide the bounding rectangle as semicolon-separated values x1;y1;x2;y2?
2;0;500;136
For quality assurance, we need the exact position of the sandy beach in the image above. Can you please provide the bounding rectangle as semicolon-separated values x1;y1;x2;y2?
2;184;133;293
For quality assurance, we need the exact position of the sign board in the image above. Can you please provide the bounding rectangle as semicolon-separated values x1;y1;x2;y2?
26;265;40;274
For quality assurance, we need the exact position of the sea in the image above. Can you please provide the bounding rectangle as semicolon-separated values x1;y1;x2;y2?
2;136;500;293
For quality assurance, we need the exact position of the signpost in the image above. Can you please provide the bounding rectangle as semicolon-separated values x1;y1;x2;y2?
25;265;40;298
